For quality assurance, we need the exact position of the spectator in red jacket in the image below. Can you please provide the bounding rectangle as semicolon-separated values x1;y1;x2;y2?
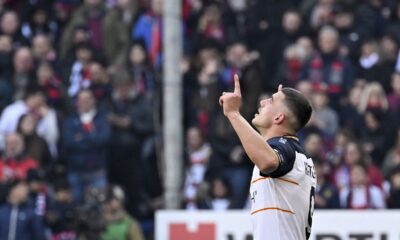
0;133;38;182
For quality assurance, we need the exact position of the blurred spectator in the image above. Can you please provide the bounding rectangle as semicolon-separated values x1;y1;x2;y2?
183;126;211;209
387;72;400;111
88;61;112;109
246;0;297;81
46;180;78;240
378;33;399;92
387;166;400;208
0;133;38;182
382;128;400;178
107;71;155;217
300;26;354;109
76;186;107;239
16;114;53;171
340;163;386;209
67;42;94;98
60;25;91;73
101;185;144;240
0;34;13;111
132;0;163;68
358;82;388;113
303;133;325;160
326;129;353;167
126;41;156;96
0;89;59;155
61;0;129;69
207;110;251;208
220;41;263;120
334;141;384;191
297;36;315;60
62;89;111;202
0;180;46;240
31;34;58;66
198;177;233;211
309;0;335;30
11;47;36;100
0;10;29;47
339;85;363;129
314;158;340;209
191;49;222;134
385;1;400;41
310;90;339;137
357;40;382;84
197;4;226;45
332;3;364;61
20;5;58;42
279;9;305;49
357;109;390;167
355;0;393;39
276;43;308;88
26;169;48;218
36;62;64;110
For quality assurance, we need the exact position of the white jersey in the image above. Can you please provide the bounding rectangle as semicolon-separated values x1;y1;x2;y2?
249;136;317;240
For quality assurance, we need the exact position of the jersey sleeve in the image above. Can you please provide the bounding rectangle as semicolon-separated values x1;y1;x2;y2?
261;137;296;178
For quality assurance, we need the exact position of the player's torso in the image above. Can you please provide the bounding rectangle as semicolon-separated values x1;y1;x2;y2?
249;149;316;240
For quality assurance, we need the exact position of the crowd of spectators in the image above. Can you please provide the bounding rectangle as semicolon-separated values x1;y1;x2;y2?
0;0;400;239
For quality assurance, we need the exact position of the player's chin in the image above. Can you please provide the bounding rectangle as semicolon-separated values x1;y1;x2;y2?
252;115;258;125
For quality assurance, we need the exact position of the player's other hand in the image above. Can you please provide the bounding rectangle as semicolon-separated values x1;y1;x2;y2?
219;74;242;118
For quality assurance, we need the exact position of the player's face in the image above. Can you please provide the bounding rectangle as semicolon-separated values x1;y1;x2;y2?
252;90;286;129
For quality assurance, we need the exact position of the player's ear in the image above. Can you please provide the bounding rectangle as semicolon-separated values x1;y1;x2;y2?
274;113;285;124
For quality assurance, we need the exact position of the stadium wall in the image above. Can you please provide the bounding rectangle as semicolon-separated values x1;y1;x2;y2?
156;210;400;240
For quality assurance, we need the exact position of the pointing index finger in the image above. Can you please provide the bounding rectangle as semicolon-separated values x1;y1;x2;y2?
234;74;241;95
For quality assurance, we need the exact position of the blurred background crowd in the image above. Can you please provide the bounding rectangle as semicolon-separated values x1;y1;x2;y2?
0;0;400;239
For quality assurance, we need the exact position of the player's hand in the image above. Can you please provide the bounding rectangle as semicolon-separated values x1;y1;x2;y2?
219;74;242;117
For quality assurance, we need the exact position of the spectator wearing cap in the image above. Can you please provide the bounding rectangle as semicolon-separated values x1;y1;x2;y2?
62;89;111;202
0;180;46;240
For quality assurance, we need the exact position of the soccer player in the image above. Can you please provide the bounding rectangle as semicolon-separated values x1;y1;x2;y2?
219;75;316;240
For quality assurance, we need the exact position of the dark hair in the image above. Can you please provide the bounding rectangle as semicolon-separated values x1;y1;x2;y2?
281;87;312;131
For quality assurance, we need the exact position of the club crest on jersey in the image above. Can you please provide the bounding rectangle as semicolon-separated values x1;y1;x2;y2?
279;138;287;144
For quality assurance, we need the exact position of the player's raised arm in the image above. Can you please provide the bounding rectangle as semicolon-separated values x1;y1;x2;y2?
219;75;279;174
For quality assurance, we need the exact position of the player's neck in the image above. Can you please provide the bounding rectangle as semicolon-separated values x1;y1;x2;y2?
259;126;294;141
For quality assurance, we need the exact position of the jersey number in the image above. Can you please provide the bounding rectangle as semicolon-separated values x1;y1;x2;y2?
306;186;315;239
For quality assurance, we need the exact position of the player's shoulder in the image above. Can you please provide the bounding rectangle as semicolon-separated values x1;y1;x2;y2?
267;136;309;158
